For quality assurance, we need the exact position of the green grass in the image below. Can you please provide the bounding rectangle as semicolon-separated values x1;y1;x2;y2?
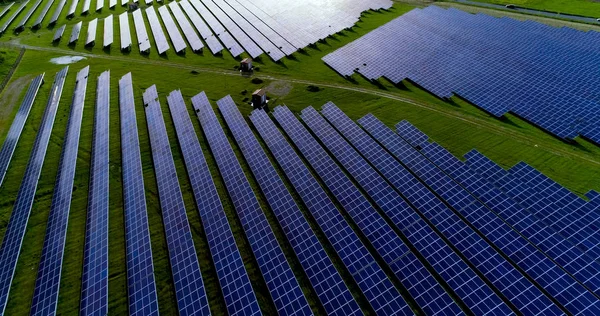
0;1;599;315
470;0;600;17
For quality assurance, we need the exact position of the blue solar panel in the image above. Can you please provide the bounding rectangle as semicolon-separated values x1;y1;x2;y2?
300;106;523;315
200;95;307;315
80;70;110;316
356;110;600;315
0;73;44;189
30;66;89;316
0;66;68;315
118;73;159;316
216;98;359;315
142;85;210;316
250;108;413;316
187;91;261;316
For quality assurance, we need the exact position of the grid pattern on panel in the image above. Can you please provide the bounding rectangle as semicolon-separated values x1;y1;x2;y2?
30;66;90;316
118;73;159;316
67;0;79;16
168;1;203;52
53;24;65;41
187;91;261;316
142;86;210;316
356;110;600;315
0;74;44;188
80;70;110;316
200;95;305;316
32;0;55;28
119;12;131;49
16;0;43;30
158;5;187;53
0;1;30;33
0;67;68;316
48;0;66;25
146;6;170;54
188;0;242;56
132;9;151;52
103;15;113;47
86;18;98;45
251;108;412;316
217;97;322;316
178;0;223;54
69;21;82;43
301;106;491;315
396;121;600;300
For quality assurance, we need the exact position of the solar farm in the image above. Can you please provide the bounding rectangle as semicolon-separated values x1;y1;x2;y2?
0;0;599;315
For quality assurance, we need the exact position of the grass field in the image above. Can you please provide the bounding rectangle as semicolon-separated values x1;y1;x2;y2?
470;0;600;17
0;1;599;315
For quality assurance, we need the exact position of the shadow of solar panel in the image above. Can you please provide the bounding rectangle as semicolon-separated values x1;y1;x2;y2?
80;70;110;316
31;66;89;316
0;66;68;315
0;4;14;22
118;73;159;316
252;108;412;315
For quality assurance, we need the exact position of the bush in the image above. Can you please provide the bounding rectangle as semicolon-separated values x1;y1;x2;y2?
307;85;321;92
251;78;263;84
190;70;199;75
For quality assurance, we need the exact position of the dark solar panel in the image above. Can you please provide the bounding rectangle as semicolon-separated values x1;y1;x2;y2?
0;73;44;188
80;70;110;316
0;0;30;33
118;73;159;316
48;0;66;25
15;0;43;30
0;66;68;315
31;0;55;28
357;110;600;315
142;85;210;316
30;66;89;316
188;91;261;316
250;108;412;315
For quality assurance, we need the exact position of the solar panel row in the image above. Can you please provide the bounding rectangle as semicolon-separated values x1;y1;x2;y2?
69;21;82;44
48;0;66;25
0;1;30;34
86;18;98;46
32;0;55;28
0;67;68;316
168;1;204;52
178;0;223;54
96;0;104;11
30;66;89;316
82;0;91;14
15;0;43;31
53;24;66;41
158;5;187;53
132;9;151;53
67;0;79;17
188;0;242;56
118;73;159;316
119;12;132;50
104;15;113;47
142;85;210;316
146;6;170;54
109;0;116;9
0;74;44;189
80;70;110;316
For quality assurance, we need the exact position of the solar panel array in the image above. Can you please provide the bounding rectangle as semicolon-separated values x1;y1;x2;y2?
142;85;210;316
168;1;203;52
67;0;79;17
31;0;55;28
157;5;187;53
0;67;68;315
187;0;243;57
132;9;151;53
178;0;223;54
118;73;159;316
0;74;44;189
48;0;66;25
323;5;600;145
69;21;82;44
119;12;132;50
146;6;170;54
15;0;42;31
80;70;110;316
30;66;89;316
86;18;98;45
53;24;66;41
0;0;30;34
103;14;113;47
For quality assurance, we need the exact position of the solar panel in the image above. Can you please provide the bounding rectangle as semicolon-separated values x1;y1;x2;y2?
251;108;412;316
168;1;203;52
109;0;116;9
188;0;243;57
0;1;30;34
216;97;315;315
48;0;66;25
0;4;14;21
213;100;360;315
30;66;89;316
142;86;210;316
86;18;97;46
188;91;261;316
300;106;522;315
96;0;103;11
81;0;91;14
145;6;169;54
157;6;187;53
69;21;82;44
80;70;110;316
15;0;42;31
121;0;127;7
103;15;113;47
0;66;68;316
53;24;65;41
31;0;54;28
0;73;44;189
178;0;223;54
119;12;131;50
67;0;78;17
132;9;151;53
356;110;600;315
118;73;159;316
145;0;152;5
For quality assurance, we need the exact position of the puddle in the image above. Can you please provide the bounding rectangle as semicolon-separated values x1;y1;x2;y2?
49;56;86;65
